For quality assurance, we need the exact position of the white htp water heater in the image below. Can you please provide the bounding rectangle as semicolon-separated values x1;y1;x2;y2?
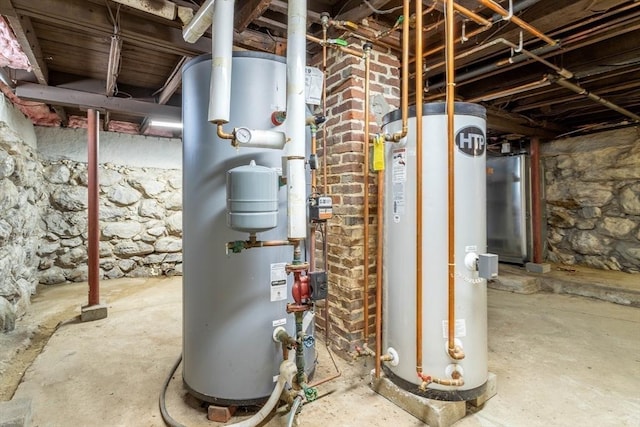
381;102;488;400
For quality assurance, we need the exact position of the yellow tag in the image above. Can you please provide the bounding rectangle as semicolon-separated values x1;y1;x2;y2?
373;134;385;171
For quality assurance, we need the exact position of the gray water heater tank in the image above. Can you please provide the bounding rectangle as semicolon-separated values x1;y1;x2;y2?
227;160;279;233
182;52;315;406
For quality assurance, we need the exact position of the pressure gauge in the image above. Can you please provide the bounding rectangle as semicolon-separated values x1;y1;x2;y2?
235;127;252;144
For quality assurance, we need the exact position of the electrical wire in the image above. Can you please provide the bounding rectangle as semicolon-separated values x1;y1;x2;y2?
363;0;403;15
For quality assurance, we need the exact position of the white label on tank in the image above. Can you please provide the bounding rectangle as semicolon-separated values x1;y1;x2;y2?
305;66;324;105
392;149;407;183
442;319;467;338
272;318;287;327
392;149;407;217
465;245;478;253
270;262;287;302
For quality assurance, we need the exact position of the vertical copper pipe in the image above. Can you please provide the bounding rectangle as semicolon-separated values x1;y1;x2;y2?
415;0;424;376
322;24;328;194
445;0;463;360
363;43;372;345
87;109;100;307
310;130;317;273
389;0;410;142
530;137;543;264
374;168;384;378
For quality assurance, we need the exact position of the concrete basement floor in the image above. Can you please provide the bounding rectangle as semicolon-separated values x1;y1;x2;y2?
1;273;639;427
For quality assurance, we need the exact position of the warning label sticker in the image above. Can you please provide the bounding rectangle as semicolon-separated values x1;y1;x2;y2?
392;148;407;219
270;262;287;302
442;319;467;338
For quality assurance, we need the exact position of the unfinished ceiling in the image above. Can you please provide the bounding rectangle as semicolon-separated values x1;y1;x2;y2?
0;0;639;139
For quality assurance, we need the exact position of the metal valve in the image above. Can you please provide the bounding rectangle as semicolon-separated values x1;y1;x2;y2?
302;335;315;348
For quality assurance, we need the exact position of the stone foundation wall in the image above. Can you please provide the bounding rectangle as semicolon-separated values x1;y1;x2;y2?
37;160;182;284
0;95;44;331
542;127;640;273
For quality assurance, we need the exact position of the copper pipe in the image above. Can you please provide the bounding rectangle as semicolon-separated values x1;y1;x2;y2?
87;108;100;307
306;34;362;57
216;122;234;140
387;0;411;143
452;2;491;26
445;0;464;361
415;0;424;377
321;20;328;195
550;76;640;122
530;137;543;264
363;42;373;346
374;168;385;378
478;0;556;46
310;129;317;273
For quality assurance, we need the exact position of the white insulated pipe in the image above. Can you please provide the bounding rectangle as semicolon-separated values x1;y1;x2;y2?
285;0;308;240
227;359;297;427
208;0;234;123
182;0;215;43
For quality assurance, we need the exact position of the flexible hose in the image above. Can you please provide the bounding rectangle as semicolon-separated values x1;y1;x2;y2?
159;354;297;427
159;354;186;427
286;396;303;427
230;360;297;427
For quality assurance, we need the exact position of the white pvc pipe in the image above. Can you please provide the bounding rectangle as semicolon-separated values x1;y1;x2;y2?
236;128;287;149
208;0;234;123
285;0;308;240
287;158;307;239
182;0;215;43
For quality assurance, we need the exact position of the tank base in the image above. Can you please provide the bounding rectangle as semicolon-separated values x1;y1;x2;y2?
382;365;489;401
372;370;497;427
184;380;269;407
183;365;317;407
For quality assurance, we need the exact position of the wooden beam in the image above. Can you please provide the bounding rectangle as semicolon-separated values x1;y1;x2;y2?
255;15;287;33
234;28;281;53
235;0;272;33
0;0;71;124
486;106;562;139
9;0;211;57
157;57;188;105
270;0;322;24
16;82;181;120
0;0;48;83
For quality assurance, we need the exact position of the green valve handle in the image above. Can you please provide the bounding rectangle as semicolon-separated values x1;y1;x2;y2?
395;15;404;26
304;386;318;402
328;38;348;47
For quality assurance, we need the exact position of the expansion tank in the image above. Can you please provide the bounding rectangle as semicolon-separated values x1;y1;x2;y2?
182;52;315;405
382;102;488;400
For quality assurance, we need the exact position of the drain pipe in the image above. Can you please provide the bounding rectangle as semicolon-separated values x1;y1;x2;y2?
548;75;640;122
444;0;464;362
182;0;215;43
415;0;425;380
208;0;233;126
230;359;297;427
